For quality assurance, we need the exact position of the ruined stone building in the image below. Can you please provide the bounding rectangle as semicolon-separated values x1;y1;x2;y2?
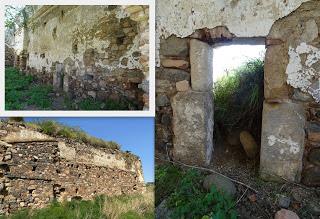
0;122;144;214
156;0;320;186
6;5;149;109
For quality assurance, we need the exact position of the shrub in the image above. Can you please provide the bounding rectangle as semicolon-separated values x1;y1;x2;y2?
213;59;264;137
156;165;237;219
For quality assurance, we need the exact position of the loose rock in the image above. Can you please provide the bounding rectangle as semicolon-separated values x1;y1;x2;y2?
278;195;291;208
203;174;236;197
239;131;258;158
274;209;299;219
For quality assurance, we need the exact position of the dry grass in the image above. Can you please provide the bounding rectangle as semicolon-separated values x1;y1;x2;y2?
104;185;154;219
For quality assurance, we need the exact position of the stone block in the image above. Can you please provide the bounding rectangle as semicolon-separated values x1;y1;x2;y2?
260;101;306;182
264;44;290;100
160;36;189;57
161;59;189;70
172;91;214;166
1;130;55;143
156;68;190;83
176;80;190;92
190;39;213;92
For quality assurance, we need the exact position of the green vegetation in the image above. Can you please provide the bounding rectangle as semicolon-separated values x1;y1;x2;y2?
156;165;237;219
213;59;264;137
26;120;121;150
5;67;53;110
104;185;154;219
65;97;133;110
0;191;154;219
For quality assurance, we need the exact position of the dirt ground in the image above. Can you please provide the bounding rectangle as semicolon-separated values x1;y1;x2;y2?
210;136;320;219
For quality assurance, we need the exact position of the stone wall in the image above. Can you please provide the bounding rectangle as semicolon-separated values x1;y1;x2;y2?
0;122;144;214
5;45;14;67
9;5;149;109
156;0;320;185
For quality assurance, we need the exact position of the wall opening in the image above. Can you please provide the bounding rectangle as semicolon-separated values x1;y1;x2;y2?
211;38;266;164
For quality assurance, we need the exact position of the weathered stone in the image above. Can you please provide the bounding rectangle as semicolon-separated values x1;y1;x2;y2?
239;131;259;159
87;91;96;98
292;89;314;102
161;59;189;70
172;91;214;166
156;94;170;107
203;174;236;197
307;122;320;142
302;166;320;186
278;195;291;208
1;130;55;143
264;44;290;100
160;36;189;57
176;80;190;92
260;102;305;182
274;209;299;219
156;68;190;82
308;148;320;166
0;141;12;148
190;39;213;92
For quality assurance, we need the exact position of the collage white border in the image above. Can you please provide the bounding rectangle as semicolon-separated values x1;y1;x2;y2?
0;0;155;117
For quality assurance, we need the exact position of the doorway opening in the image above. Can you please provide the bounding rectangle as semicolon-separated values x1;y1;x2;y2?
212;38;266;166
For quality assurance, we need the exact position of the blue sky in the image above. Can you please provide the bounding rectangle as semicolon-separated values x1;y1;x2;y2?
25;117;154;182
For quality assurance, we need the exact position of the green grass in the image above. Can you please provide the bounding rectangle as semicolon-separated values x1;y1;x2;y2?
0;196;105;219
26;120;121;150
5;67;53;110
0;192;154;219
156;165;237;219
213;59;264;137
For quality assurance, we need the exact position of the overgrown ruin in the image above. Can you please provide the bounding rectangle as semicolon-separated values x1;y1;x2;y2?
156;0;320;186
0;121;144;214
5;5;149;110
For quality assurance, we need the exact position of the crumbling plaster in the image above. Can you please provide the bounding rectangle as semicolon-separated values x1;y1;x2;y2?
156;0;310;66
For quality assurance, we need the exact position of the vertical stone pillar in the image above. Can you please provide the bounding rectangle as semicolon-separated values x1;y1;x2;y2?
190;39;213;91
172;39;214;166
260;102;306;182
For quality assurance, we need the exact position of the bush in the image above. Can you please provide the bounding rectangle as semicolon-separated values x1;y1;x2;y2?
213;59;264;137
168;169;237;219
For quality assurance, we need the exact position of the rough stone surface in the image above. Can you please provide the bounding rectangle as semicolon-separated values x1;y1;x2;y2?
160;36;189;57
308;148;320;166
176;80;190;92
155;199;172;219
302;166;320;186
1;130;54;143
274;209;300;219
172;91;213;166
307;122;320;142
239;131;259;159
190;39;213;92
278;195;291;208
203;174;236;197
161;59;189;70
260;102;305;182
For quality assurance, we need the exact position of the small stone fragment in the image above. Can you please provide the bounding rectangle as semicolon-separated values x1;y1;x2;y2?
274;209;299;219
203;174;236;197
161;59;189;70
278;195;291;208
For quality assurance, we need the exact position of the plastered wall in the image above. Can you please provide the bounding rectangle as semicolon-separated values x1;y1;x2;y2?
10;5;149;109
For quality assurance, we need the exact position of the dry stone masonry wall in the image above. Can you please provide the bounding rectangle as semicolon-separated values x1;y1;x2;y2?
0;122;144;214
156;0;320;185
8;5;149;109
